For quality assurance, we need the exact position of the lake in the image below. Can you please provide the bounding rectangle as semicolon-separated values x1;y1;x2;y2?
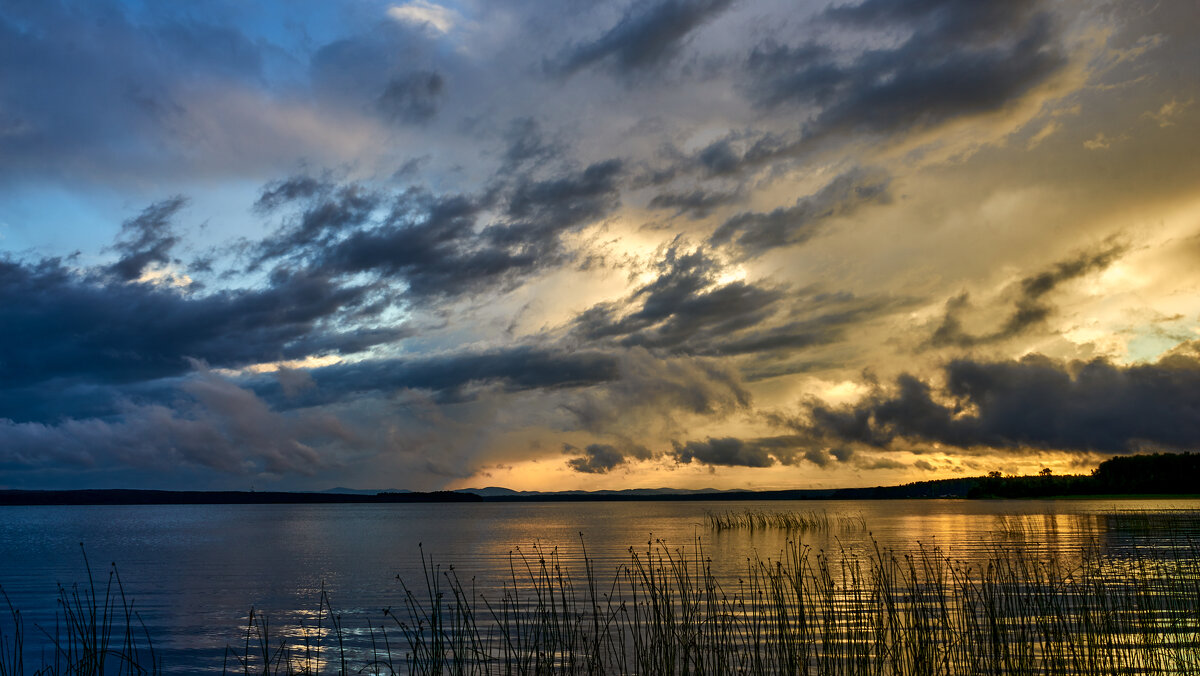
2;498;1200;673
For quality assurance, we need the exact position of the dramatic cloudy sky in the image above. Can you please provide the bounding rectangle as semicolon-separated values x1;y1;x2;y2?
2;0;1199;491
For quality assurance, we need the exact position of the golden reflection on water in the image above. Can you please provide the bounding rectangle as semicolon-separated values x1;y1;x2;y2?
324;503;1200;675
445;503;1178;603
6;499;1200;673
435;499;1200;630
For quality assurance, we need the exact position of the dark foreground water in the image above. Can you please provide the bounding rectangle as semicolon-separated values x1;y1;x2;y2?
2;498;1199;672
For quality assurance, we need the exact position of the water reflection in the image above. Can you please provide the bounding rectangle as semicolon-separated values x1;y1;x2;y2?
1;499;1198;673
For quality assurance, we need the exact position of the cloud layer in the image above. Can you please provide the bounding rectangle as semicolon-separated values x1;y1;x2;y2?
2;0;1198;490
804;349;1200;454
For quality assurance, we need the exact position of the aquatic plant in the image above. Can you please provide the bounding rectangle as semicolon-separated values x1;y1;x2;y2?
219;533;1200;675
0;545;157;676
705;508;867;533
5;530;1200;674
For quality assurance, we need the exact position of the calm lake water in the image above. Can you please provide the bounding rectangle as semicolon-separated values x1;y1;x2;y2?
2;498;1199;672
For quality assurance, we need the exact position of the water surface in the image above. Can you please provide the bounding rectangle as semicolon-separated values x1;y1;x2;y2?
2;498;1198;671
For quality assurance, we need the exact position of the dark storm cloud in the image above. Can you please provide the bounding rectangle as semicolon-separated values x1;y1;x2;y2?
707;294;904;358
824;0;1038;41
499;118;564;173
573;244;784;351
501;159;624;238
647;0;1065;183
694;140;747;176
655;132;791;184
0;1;461;184
673;436;773;467
1;148;628;424
550;0;735;78
309;22;446;126
261;345;752;451
573;244;907;362
648;188;741;219
108;196;188;281
710;168;891;256
550;347;750;438
0;370;355;478
803;349;1200;453
302;345;622;404
377;71;444;125
621;280;782;352
744;0;1065;137
280;348;748;455
0;256;398;405
856;456;908;471
669;434;837;468
565;443;627;473
253;178;382;264
930;242;1126;347
0;2;267;180
257;160;624;301
1014;242;1125;307
319;197;519;300
254;176;329;211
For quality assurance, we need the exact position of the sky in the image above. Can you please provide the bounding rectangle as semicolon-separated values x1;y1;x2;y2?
1;0;1199;492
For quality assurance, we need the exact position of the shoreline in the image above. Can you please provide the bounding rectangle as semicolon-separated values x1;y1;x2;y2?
3;486;1199;506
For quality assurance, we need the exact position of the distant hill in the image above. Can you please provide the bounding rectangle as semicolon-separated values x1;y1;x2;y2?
456;454;1200;501
455;486;735;498
321;487;409;495
0;489;477;506
5;454;1196;506
447;479;980;502
455;486;523;497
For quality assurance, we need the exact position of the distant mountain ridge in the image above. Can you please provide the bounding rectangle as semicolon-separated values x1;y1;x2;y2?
454;486;736;498
9;455;1199;506
441;479;976;502
321;487;410;495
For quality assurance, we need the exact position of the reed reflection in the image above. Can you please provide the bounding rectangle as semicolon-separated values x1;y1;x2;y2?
5;499;1200;673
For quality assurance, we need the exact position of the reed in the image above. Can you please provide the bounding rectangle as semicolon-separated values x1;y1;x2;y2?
706;508;868;534
461;540;1197;674
216;534;1200;675
0;544;158;675
221;586;349;676
4;530;1200;674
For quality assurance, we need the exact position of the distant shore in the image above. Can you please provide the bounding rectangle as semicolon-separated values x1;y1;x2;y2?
1;484;1197;507
0;488;485;506
0;483;963;505
5;452;1199;505
0;473;993;505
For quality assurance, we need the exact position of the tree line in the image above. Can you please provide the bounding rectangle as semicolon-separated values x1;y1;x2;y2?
967;452;1200;498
